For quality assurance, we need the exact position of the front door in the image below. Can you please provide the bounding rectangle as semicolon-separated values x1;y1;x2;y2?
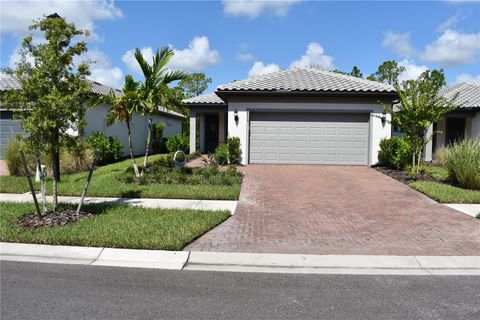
204;114;219;153
446;117;465;145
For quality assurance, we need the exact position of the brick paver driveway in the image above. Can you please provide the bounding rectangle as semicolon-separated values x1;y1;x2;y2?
185;165;480;255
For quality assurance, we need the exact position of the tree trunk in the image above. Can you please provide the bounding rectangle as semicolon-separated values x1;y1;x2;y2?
76;155;96;214
20;150;41;217
36;158;47;214
127;121;140;177
143;112;153;171
51;129;60;211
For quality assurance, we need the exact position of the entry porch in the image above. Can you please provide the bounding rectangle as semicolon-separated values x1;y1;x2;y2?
189;107;228;154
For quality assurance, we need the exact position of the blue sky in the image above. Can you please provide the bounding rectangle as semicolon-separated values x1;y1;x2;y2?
1;0;480;91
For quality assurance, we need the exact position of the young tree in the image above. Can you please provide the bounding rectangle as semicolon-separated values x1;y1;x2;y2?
368;60;406;85
2;14;91;211
93;75;142;177
134;47;188;169
175;73;212;98
349;66;363;78
381;70;459;176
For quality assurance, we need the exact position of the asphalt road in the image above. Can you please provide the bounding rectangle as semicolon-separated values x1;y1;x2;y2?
1;261;479;320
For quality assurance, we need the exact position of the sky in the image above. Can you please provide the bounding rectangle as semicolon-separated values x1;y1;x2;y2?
1;0;480;92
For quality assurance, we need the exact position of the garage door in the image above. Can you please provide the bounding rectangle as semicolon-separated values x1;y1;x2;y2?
249;112;369;165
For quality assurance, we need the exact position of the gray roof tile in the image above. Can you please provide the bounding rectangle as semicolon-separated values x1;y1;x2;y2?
0;75;184;118
440;82;480;109
183;92;226;105
217;67;396;93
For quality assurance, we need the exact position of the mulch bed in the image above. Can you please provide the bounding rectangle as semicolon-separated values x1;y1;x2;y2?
374;166;437;185
18;209;94;229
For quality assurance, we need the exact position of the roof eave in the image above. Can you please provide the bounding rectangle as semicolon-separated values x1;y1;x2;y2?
215;89;398;100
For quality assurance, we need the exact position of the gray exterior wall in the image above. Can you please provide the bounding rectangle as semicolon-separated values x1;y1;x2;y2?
0;110;22;159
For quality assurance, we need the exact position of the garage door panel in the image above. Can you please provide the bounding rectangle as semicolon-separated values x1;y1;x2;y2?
250;112;369;165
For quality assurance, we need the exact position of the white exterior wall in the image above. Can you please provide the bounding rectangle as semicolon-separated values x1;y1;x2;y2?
84;103;183;156
227;99;391;166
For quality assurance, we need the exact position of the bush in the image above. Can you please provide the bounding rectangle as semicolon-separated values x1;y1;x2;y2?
227;136;241;164
6;136;94;176
213;143;229;165
166;134;189;153
86;131;122;165
378;137;412;169
152;122;165;154
5;137;35;175
443;139;480;190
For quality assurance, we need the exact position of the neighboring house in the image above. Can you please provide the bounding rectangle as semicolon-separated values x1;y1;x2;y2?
0;75;184;158
424;82;480;161
184;67;397;165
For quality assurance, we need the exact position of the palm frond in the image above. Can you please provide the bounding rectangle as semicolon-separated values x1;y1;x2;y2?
134;48;152;79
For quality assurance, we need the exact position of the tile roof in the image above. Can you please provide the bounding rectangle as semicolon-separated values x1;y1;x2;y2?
0;75;21;91
183;92;226;105
0;75;184;118
0;74;121;96
440;82;480;109
217;67;396;94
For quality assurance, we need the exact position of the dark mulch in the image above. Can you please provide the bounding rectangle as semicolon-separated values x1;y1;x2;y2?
18;209;94;229
374;166;437;185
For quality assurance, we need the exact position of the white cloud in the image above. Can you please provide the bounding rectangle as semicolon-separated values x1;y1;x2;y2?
122;47;154;75
0;0;123;39
85;48;123;89
122;37;220;73
248;61;280;77
169;36;220;71
289;42;335;70
236;52;256;62
421;29;480;67
436;12;463;32
398;59;429;82
455;73;480;84
222;0;301;19
382;31;416;57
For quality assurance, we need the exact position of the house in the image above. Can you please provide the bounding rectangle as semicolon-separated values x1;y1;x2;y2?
183;67;396;165
0;75;184;158
424;82;480;161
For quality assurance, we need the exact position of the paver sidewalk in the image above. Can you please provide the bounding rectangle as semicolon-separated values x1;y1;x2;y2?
0;193;237;213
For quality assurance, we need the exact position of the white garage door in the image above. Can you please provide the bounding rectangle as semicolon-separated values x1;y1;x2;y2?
249;112;369;165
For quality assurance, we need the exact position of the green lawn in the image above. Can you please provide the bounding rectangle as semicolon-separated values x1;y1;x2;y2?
0;154;241;200
0;202;230;250
410;181;480;204
420;164;449;181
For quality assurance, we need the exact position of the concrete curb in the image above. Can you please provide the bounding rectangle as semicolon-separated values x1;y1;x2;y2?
444;204;480;218
1;243;479;275
0;193;237;213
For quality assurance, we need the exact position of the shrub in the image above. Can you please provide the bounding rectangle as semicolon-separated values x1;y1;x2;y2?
227;136;241;164
152;122;165;154
6;136;93;175
86;131;122;165
5;137;35;175
166;134;189;153
435;146;448;165
213;143;229;165
378;137;412;169
443;139;480;190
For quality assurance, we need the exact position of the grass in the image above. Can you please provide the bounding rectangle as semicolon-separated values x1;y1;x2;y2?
420;164;449;181
0;202;230;250
410;181;480;204
0;154;241;200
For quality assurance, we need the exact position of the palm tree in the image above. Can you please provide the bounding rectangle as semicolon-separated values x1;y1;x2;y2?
133;47;188;169
93;75;142;177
